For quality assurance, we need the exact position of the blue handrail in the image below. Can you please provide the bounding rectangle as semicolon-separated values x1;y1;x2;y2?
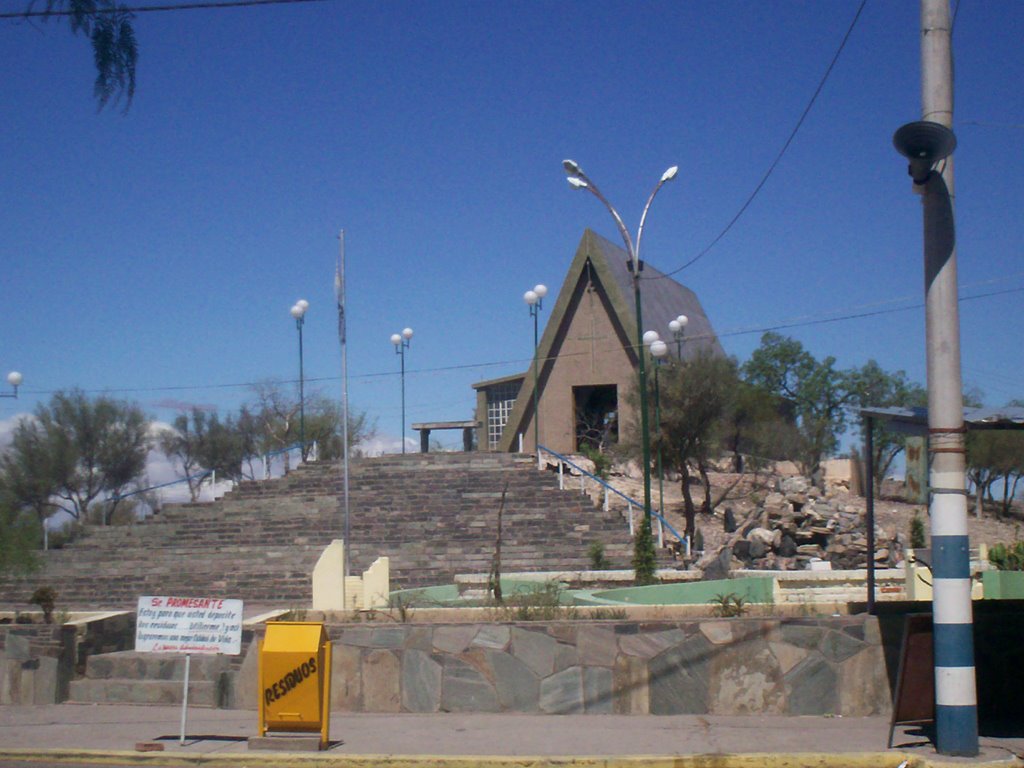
537;444;685;545
110;441;312;503
110;469;213;502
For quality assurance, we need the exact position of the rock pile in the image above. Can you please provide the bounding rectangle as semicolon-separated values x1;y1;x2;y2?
709;476;902;572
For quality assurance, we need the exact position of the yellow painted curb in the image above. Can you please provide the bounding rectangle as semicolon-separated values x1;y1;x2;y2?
0;751;1019;768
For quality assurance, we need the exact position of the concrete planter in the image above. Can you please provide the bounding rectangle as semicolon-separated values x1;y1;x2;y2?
982;569;1024;599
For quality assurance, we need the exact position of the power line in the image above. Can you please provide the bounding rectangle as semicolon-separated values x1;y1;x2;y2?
650;0;868;280
0;0;336;20
16;282;1023;401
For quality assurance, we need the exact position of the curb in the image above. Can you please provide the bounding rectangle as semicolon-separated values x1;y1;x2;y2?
0;751;1020;768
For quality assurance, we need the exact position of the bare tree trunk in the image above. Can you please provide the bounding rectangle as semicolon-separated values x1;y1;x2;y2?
698;461;712;517
680;463;696;540
488;476;509;603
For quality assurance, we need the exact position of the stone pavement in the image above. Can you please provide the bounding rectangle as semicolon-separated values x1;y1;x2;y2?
0;704;1022;767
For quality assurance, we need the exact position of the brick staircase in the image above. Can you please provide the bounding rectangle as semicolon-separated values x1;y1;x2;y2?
0;452;653;611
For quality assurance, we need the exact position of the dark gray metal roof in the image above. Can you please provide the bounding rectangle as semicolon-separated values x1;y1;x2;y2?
592;231;724;361
859;405;1024;434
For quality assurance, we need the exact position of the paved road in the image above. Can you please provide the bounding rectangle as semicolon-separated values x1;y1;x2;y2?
0;704;1021;767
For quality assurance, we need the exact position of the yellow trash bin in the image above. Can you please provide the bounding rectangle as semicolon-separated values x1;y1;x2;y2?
258;621;332;748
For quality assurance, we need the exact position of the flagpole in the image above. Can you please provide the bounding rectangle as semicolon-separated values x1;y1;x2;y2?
336;230;351;613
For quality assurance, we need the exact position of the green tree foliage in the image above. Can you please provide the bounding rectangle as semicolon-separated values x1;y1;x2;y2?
0;482;39;575
645;351;780;540
247;382;376;465
158;408;251;500
847;360;927;491
0;417;62;537
742;332;856;486
37;0;138;110
966;427;1024;519
5;390;152;525
631;515;657;586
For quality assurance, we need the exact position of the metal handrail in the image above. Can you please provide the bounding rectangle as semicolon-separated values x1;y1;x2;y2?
537;444;685;548
110;440;318;503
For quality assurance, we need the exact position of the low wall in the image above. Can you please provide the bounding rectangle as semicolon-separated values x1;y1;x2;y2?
0;624;75;704
231;615;893;716
0;612;133;705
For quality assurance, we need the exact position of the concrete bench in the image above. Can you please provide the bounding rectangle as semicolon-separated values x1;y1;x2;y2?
411;421;480;453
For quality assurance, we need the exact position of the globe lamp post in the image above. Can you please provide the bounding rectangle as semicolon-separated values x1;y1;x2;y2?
524;284;548;457
391;327;414;454
290;300;309;460
2;371;23;399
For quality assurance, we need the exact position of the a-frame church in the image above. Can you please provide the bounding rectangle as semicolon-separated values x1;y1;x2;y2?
473;229;723;455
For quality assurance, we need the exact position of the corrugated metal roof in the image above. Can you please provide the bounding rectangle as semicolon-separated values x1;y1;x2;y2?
859;405;1024;431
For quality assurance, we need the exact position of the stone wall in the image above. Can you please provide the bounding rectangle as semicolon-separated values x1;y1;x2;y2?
232;616;893;716
0;624;76;704
0;612;134;705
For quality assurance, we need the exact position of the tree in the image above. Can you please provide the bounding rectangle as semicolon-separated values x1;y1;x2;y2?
0;417;62;539
847;360;927;491
742;332;855;485
966;423;1024;519
648;351;744;539
34;0;138;110
27;390;151;524
159;409;225;501
0;482;39;575
247;382;376;467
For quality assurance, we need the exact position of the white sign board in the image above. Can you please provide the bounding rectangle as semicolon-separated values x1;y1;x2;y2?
135;596;243;655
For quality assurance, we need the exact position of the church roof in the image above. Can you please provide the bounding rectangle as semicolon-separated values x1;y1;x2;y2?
586;229;723;359
478;229;722;452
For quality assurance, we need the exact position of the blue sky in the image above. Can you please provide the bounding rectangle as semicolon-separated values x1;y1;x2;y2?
2;0;1022;452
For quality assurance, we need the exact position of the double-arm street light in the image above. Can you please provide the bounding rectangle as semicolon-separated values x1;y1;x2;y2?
564;159;678;526
2;371;22;399
390;327;414;454
669;314;688;359
290;300;309;460
524;284;548;456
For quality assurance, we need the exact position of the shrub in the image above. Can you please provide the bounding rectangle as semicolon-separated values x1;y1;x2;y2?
989;540;1024;571
910;514;927;550
710;592;748;617
30;586;58;623
588;541;610;570
581;446;612;480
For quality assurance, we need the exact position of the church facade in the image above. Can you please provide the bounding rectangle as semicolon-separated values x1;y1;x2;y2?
473;229;722;455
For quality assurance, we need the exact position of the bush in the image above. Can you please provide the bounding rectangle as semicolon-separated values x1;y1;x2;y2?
710;592;748;617
588;541;610;570
30;586;58;623
989;540;1024;571
581;446;612;480
910;514;926;550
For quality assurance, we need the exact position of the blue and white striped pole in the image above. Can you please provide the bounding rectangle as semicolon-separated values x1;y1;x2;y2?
920;0;978;754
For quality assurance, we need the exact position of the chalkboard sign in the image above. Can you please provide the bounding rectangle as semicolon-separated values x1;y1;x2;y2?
888;613;934;747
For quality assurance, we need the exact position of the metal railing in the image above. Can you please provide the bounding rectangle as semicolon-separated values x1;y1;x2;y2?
536;445;686;551
109;440;318;509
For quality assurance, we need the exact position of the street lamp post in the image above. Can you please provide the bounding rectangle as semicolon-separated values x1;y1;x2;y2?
391;327;414;454
1;371;22;399
290;300;309;460
523;284;548;458
563;159;678;531
648;335;669;548
669;314;688;359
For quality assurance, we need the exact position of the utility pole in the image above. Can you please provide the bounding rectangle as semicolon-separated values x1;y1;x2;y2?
920;0;978;755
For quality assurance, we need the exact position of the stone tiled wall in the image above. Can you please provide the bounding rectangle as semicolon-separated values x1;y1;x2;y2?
233;616;893;715
0;624;76;705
